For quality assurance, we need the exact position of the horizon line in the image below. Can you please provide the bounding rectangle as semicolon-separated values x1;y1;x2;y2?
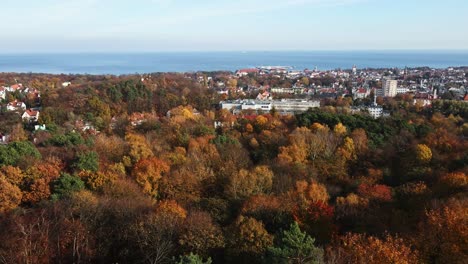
1;49;468;55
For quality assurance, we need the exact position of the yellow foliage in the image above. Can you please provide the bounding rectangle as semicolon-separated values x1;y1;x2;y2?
125;133;154;163
310;123;326;132
0;176;22;213
226;166;274;199
333;122;347;135
156;200;187;219
255;115;268;127
415;144;432;163
0;166;24;186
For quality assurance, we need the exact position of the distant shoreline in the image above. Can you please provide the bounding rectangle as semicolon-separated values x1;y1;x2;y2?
1;51;467;75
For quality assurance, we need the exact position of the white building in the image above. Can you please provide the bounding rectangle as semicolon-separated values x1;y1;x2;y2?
396;87;409;95
353;88;369;99
382;79;398;97
22;109;40;122
7;100;26;111
0;87;6;100
367;94;384;119
221;99;319;114
272;99;320;113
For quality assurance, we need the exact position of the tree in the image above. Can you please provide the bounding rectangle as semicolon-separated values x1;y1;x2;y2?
178;211;225;257
330;233;420;264
0;176;22;213
175;253;212;264
415;144;432;163
268;222;324;264
357;184;392;202
227;79;238;89
226;166;273;200
132;157;170;198
0;141;41;166
73;151;99;172
228;216;273;256
51;173;85;200
333;122;347;136
416;201;468;263
126;133;154;163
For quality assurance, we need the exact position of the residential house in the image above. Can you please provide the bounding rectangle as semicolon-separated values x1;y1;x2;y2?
236;68;259;77
7;100;26;111
0;86;6;100
7;84;23;92
353;88;370;99
22;109;40;122
0;133;10;144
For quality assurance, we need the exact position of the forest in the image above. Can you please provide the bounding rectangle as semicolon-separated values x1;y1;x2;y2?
0;72;467;264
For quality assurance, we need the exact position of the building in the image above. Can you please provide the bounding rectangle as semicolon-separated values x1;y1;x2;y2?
236;68;259;77
367;94;383;119
272;99;320;113
271;87;306;94
0;87;6;100
382;79;398;97
396;87;409;94
353;88;369;99
7;100;26;111
220;99;320;114
22;109;40;122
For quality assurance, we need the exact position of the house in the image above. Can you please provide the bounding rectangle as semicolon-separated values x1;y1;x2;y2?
62;82;72;87
7;84;23;92
0;133;10;144
353;88;370;99
75;120;96;132
236;68;259;77
256;91;271;101
7;100;26;111
0;86;6;100
22;109;40;122
27;88;41;99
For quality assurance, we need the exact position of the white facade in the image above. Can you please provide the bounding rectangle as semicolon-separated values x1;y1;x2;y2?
367;106;383;119
396;87;409;94
0;87;5;100
22;110;40;122
7;100;26;111
220;99;320;114
382;79;398;97
272;99;320;112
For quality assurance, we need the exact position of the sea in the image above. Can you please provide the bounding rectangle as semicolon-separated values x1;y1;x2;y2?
0;51;467;75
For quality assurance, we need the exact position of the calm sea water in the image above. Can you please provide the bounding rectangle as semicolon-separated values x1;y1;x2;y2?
0;51;467;75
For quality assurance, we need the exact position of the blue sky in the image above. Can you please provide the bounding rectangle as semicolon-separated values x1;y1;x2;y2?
1;0;467;52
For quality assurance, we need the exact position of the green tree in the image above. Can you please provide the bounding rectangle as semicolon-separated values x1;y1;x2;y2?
73;151;99;172
268;222;324;264
0;141;41;166
51;173;85;200
175;253;212;264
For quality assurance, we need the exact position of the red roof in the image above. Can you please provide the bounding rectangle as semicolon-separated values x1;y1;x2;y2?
464;94;468;101
8;100;24;107
10;84;23;90
24;109;39;117
357;88;367;93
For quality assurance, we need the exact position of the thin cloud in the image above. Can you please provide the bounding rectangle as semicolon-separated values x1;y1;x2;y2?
83;0;366;37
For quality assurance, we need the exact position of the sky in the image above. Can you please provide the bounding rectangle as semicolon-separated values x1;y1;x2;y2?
1;0;468;52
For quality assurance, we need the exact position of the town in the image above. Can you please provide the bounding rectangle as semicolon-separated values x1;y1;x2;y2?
1;66;468;144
